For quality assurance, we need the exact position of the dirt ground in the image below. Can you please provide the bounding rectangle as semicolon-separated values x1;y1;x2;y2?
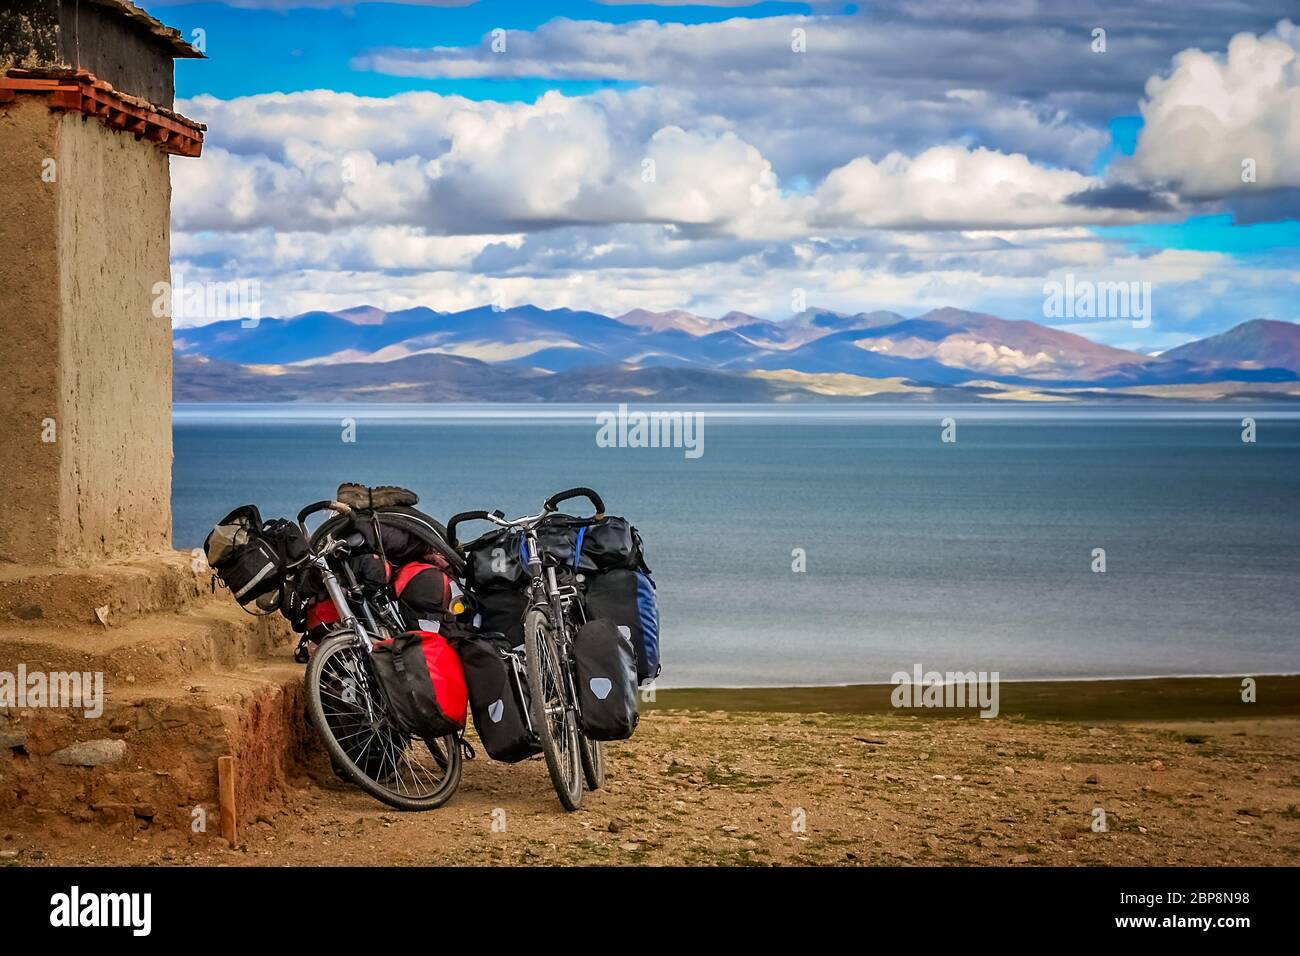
10;710;1300;866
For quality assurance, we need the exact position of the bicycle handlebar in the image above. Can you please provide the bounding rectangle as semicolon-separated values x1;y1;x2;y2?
297;499;353;540
448;489;606;549
543;487;605;517
446;510;491;548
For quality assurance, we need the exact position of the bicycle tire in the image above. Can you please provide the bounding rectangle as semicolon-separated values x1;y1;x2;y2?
523;609;584;811
580;735;605;791
305;632;462;811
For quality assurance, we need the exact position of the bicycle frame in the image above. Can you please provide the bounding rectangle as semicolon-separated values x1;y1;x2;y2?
517;523;590;728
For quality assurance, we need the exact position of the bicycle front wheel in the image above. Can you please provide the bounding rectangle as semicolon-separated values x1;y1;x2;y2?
305;632;462;811
580;735;605;791
524;609;584;811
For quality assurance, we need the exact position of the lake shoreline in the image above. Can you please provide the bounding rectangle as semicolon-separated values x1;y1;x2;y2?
648;674;1300;721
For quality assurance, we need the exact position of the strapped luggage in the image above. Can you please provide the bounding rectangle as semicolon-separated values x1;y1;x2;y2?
393;561;453;631
572;618;639;740
462;515;646;590
458;631;541;763
582;568;661;684
205;505;308;613
371;629;468;741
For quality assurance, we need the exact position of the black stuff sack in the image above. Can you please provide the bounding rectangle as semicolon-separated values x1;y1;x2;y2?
458;631;540;763
572;618;639;741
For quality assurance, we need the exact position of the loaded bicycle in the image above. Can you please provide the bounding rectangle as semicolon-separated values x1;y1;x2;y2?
296;498;466;811
448;488;620;811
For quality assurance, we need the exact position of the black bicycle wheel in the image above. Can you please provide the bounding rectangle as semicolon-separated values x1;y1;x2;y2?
524;609;584;811
305;632;462;811
579;734;605;791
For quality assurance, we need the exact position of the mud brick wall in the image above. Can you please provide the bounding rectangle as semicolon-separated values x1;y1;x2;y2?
0;95;173;565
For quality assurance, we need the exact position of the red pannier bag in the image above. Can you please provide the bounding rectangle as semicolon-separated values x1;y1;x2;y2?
393;561;453;630
370;629;468;741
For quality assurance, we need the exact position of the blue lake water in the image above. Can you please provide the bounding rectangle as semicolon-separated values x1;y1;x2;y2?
174;403;1300;687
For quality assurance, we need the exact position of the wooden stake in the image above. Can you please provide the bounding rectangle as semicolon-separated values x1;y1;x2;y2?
217;756;238;847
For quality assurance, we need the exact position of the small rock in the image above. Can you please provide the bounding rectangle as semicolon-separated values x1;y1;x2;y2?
1237;807;1262;818
1011;855;1029;864
721;825;739;832
607;819;624;833
619;842;641;851
925;835;940;850
93;605;110;627
1086;774;1099;785
51;739;126;767
0;729;27;750
0;850;17;860
1150;760;1165;771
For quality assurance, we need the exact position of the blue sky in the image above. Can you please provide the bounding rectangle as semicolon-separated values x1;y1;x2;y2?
158;1;1299;350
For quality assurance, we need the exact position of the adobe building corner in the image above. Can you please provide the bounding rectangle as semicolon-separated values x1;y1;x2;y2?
0;0;204;566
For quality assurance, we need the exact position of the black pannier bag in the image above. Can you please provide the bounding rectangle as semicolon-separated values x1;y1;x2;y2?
458;631;541;763
205;505;307;613
573;618;639;740
370;629;468;742
473;587;529;645
582;568;661;684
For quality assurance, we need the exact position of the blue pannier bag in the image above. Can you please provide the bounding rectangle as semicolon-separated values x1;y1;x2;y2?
582;567;661;684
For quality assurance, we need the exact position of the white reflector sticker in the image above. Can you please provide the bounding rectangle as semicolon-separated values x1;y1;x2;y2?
418;619;441;632
590;677;613;700
618;626;631;639
488;699;504;722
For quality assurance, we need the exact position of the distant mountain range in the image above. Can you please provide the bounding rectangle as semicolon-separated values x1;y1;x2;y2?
173;306;1300;403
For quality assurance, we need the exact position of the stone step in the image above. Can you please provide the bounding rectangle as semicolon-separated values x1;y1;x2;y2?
0;599;295;684
0;661;313;834
0;550;220;628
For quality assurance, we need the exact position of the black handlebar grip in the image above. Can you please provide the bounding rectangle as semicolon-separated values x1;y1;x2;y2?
297;499;336;538
544;487;605;517
447;510;492;547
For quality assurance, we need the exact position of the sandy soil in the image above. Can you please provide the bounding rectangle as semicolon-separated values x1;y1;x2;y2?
11;710;1300;867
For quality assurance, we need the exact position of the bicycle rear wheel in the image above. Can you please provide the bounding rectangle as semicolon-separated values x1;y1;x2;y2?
305;632;462;811
524;609;584;811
